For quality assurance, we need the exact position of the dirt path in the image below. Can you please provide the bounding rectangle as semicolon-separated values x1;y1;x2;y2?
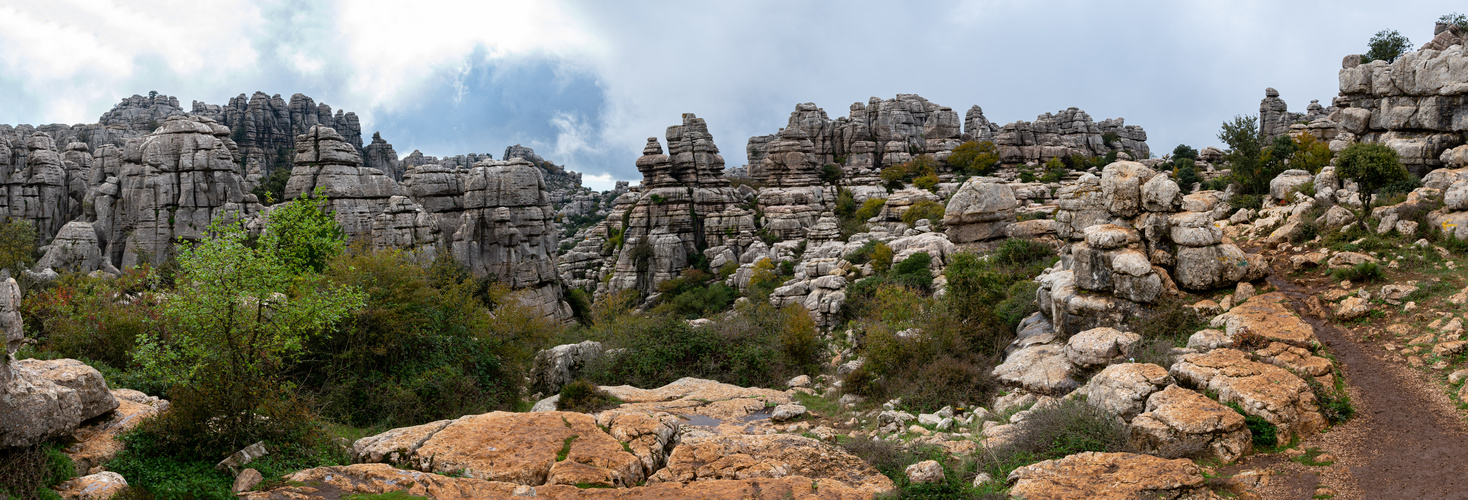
1253;274;1468;499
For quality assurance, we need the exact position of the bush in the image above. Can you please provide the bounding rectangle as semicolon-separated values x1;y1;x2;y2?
257;189;347;274
0;218;37;275
22;268;163;374
900;200;945;227
870;243;895;274
1174;158;1200;194
947;141;999;175
0;444;73;500
132;216;364;456
1443;12;1468;31
1038;157;1067;183
1172;144;1199;160
1290;134;1333;173
913;173;940;192
556;379;621;413
1218;115;1271;195
1228;401;1279;448
880;155;938;191
250;165;293;206
1134;297;1206;348
970;398;1132;486
855;198;886;221
819;163;843;184
1363;29;1412;64
1331;261;1385;283
1336;142;1408;201
582;300;819;389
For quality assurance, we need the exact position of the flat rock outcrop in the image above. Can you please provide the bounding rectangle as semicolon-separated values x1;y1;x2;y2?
1170;348;1325;446
244;463;878;499
1006;452;1209;500
1129;385;1251;464
649;434;893;495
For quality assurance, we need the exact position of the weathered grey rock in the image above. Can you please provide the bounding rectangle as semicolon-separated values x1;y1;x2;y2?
1099;161;1157;217
904;460;944;484
369;196;440;261
1270;170;1314;201
451;158;572;321
90;115;259;268
1170;348;1325;446
1064;327;1142;367
1073;363;1172;421
35;221;114;274
944;178;1017;243
217;441;268;474
1;278;21;361
1174;244;1266;291
285;125;407;241
362;131;403;181
530;341;605;394
1129;385;1251;463
1;356;119;447
993;343;1078;395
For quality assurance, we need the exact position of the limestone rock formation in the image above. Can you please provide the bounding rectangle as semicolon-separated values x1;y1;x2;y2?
284;125;406;241
91;115;260;268
1129;385;1251;463
451;158;572;321
1170;348;1326;446
1037;162;1264;335
194;92;364;177
649;433;893;495
362;131;403;181
994;108;1149;165
2;346;120;448
1332;34;1468;172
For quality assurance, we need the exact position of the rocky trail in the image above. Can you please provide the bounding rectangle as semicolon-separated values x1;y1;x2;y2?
1239;273;1468;499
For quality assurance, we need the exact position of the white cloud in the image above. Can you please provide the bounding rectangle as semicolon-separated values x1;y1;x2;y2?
0;0;263;123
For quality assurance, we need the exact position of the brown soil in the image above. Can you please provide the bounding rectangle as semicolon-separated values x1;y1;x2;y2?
1234;273;1468;499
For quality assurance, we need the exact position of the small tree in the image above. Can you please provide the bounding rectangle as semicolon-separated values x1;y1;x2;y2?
1441;13;1468;31
134;215;363;454
1175;158;1200;195
0;218;37;274
1172;144;1199;161
1363;29;1412;63
1336;142;1409;203
257;188;346;275
1218;115;1266;194
947;141;999;175
1289;134;1333;173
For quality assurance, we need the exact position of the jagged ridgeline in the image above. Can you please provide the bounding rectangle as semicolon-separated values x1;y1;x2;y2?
0;91;598;322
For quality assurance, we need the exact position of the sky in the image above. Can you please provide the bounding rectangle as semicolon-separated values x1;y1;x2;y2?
0;0;1462;190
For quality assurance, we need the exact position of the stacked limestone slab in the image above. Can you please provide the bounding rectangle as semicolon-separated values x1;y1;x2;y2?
1037;162;1266;336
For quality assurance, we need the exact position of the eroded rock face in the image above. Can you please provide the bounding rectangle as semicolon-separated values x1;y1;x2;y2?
451;158;571;321
1170;348;1325;446
35;221;113;274
530;340;605;394
196;92;364;178
1072;363;1172;421
1129;385;1251;464
1335;41;1468;172
1;358;119;448
94;115;259;268
1006;452;1207;500
285;125;407;241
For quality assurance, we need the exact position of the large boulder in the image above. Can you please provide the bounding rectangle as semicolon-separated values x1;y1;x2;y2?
529;340;605;394
1072;363;1172;420
993;343;1079;395
1269;169;1314;201
944;178;1018;243
1129;385;1251;464
244;463;879;499
1209;292;1319;348
1;359;119;447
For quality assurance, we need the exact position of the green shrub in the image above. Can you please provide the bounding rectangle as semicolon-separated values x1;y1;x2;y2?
1228;401;1279;448
855;198;886;221
250;164;292;205
1363;29;1412;63
257;188;347;274
947;141;999;175
1172;144;1199;160
1218;115;1271;196
582;300;818;389
0;444;74;500
900;200;945;226
1442;12;1468;31
557;379;621;413
913;173;940;192
305;251;544;428
1290;134;1333;173
1174;158;1200;194
0;218;37;275
819;163;843;184
1336;142;1409;200
871;243;894;274
1230;194;1263;210
971;398;1132;486
22;267;162;375
1038;157;1067;183
1331;261;1385;283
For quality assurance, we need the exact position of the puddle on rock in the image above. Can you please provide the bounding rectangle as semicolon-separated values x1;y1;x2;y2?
681;415;722;427
740;407;774;423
